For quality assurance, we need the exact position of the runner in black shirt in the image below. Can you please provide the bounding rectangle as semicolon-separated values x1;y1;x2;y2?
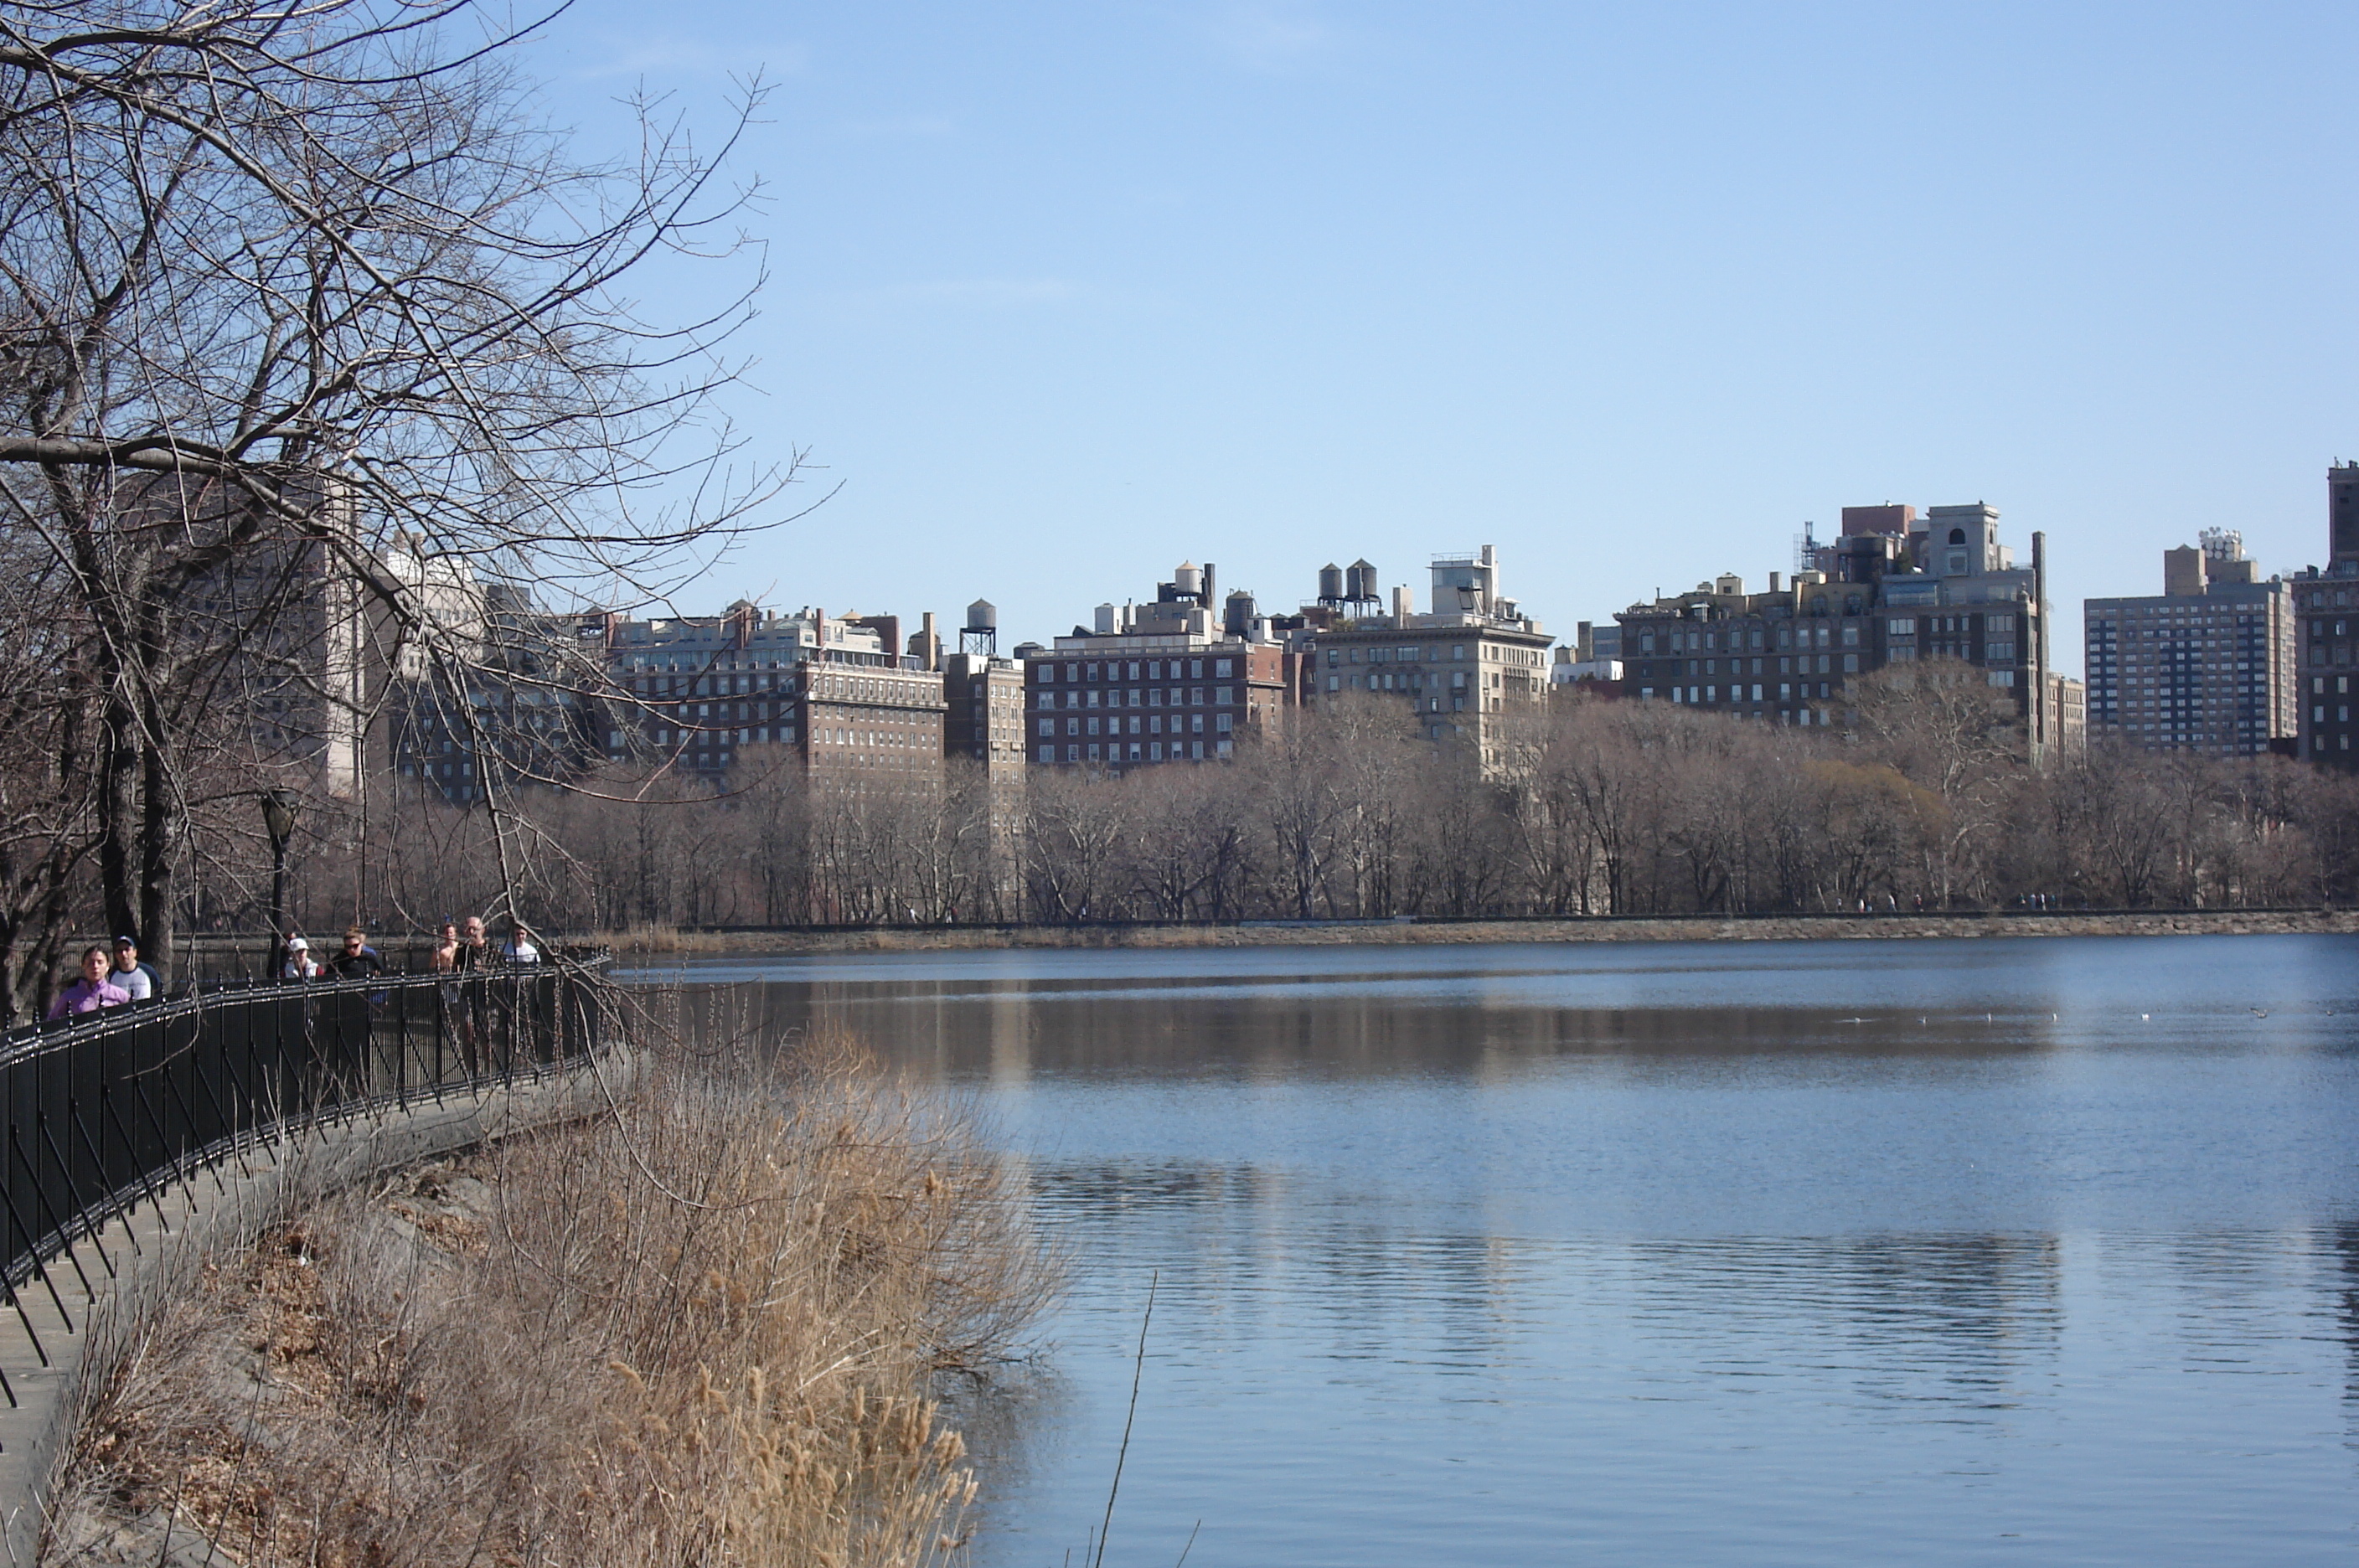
331;926;385;980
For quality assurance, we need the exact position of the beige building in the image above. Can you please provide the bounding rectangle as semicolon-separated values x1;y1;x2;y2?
2042;671;2086;753
1303;546;1552;766
943;647;1029;783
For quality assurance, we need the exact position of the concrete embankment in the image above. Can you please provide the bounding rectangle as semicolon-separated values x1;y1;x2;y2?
596;907;2359;958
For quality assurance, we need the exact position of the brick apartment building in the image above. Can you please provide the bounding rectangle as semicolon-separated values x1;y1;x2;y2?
600;603;947;785
1025;560;1295;767
2294;462;2359;769
1614;503;2068;758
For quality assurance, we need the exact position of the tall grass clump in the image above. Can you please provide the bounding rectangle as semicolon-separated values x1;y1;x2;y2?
44;1034;1058;1566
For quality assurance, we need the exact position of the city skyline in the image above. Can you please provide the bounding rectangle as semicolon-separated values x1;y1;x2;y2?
511;2;2359;682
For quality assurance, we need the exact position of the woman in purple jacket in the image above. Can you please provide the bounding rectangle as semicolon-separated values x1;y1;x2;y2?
47;947;130;1020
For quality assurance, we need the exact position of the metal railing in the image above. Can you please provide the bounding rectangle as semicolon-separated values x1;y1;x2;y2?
0;960;612;1406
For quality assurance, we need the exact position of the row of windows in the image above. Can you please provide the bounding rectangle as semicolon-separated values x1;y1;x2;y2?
1640;625;1842;653
1888;614;2013;637
1328;669;1474;691
1042;714;1231;738
1659;683;1818;704
1041;740;1232;762
1035;686;1235;709
1631;614;2013;655
1647;654;1849;677
1316;641;1543;667
1640;667;2019;701
1037;658;1233;682
1637;689;1837;723
615;647;890;673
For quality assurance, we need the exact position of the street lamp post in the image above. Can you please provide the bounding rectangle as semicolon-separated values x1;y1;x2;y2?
262;789;297;952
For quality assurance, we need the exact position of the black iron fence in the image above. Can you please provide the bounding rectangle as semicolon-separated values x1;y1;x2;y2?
0;961;612;1405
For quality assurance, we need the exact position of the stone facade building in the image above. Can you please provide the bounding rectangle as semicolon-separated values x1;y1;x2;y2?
1300;546;1551;763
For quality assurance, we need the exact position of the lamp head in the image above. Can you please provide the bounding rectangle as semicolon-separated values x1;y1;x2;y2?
261;788;297;843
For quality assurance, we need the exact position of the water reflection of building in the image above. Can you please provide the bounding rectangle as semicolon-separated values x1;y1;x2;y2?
2335;1221;2359;1426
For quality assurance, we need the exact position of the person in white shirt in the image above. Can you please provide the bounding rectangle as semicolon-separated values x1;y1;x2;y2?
503;925;541;965
278;934;319;980
110;936;159;1002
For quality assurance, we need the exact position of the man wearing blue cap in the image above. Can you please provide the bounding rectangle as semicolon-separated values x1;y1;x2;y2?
111;935;161;1003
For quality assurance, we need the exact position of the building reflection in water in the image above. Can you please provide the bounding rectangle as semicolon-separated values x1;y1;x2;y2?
622;941;2359;1565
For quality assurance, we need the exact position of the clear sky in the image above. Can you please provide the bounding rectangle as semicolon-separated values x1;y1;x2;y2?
519;2;2359;676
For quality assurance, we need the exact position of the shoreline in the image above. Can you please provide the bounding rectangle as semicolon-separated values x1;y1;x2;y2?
586;907;2359;957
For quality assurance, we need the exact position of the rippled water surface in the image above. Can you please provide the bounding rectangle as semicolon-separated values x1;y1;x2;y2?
637;934;2359;1566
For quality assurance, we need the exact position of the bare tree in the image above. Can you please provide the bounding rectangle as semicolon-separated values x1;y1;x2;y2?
0;0;782;1005
1844;658;2024;906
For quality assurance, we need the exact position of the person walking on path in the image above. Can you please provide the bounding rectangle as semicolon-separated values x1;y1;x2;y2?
455;915;489;972
330;927;384;980
49;946;130;1020
278;934;319;980
110;935;161;1002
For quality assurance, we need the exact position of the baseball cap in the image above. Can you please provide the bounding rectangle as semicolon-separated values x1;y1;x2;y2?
113;934;137;947
286;936;309;951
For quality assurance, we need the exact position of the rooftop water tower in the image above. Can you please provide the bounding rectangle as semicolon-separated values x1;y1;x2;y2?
962;598;998;658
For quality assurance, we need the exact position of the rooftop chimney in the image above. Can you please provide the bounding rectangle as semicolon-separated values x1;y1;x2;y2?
2163;544;2207;598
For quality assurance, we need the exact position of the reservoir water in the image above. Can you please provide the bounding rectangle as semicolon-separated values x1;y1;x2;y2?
636;933;2359;1566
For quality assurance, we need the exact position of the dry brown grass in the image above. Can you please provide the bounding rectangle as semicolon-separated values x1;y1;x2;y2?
42;1038;1058;1567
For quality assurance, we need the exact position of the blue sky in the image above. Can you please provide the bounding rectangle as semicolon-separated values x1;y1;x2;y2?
520;2;2359;675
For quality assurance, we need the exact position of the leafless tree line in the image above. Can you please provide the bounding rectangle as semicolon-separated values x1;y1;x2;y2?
262;661;2359;936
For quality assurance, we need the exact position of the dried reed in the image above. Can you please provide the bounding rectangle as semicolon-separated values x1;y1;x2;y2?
42;1032;1058;1567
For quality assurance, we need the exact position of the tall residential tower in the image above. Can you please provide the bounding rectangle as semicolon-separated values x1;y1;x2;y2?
2083;532;2297;756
